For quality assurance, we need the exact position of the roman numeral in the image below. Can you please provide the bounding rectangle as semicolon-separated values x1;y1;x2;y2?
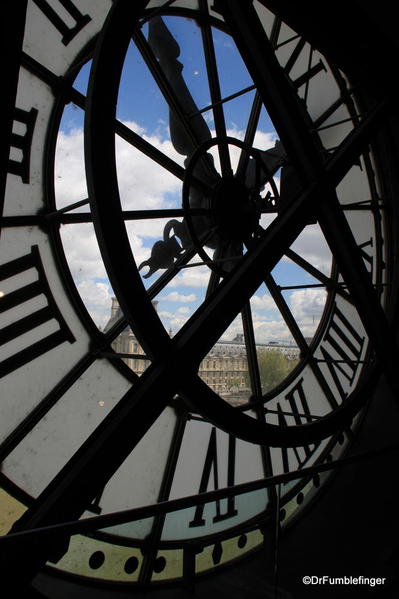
319;304;365;402
33;0;91;46
292;60;326;91
189;427;237;527
86;487;105;515
281;36;326;91
358;237;374;274
277;378;315;471
8;107;38;184
0;246;75;377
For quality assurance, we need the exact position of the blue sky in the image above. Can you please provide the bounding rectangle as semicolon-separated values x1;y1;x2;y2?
55;14;330;341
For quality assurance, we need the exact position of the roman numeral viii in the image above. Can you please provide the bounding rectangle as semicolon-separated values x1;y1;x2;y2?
0;246;75;377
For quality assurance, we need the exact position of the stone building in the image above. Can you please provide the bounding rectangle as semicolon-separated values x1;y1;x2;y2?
104;297;151;375
105;299;299;404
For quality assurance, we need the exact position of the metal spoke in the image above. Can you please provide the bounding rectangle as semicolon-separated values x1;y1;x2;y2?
279;283;327;290
0;347;132;462
138;412;187;585
204;242;240;298
342;200;385;211
114;118;189;183
2;208;212;227
205;269;221;299
72;86;203;191
316;116;357;133
146;246;198;299
71;89;207;195
97;351;148;360
52;198;89;213
199;0;232;176
177;254;242;270
122;207;209;220
241;302;263;398
285;248;353;304
263;273;339;409
236;91;262;177
133;26;216;181
190;83;256;117
264;273;308;354
3;442;397;545
1;215;42;227
241;303;276;483
219;0;323;185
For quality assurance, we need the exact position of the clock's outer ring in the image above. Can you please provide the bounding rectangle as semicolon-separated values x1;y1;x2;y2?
85;0;382;446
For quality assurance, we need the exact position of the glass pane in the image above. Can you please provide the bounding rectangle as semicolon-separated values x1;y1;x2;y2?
198;317;251;405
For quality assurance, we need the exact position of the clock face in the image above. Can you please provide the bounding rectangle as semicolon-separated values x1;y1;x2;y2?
0;0;391;591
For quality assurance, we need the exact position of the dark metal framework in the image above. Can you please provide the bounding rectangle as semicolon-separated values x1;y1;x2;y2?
1;0;399;595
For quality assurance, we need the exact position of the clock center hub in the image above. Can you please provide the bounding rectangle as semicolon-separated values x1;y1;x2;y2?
211;177;260;243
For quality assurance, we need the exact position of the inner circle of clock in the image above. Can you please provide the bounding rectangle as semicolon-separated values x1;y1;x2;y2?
179;136;281;277
52;5;384;426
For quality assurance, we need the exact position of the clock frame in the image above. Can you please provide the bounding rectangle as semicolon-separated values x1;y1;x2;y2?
1;0;397;594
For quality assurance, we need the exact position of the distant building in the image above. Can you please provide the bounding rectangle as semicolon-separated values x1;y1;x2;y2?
104;297;151;375
105;299;300;403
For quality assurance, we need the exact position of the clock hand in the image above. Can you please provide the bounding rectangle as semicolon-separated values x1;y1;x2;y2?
142;16;290;278
147;16;214;169
137;16;217;276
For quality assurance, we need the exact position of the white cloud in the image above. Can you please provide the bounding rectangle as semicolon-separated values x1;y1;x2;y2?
250;293;277;312
158;310;191;333
76;280;113;329
59;223;107;281
169;266;210;288
121;120;146;136
253;130;278;151
288;225;332;274
218;313;293;344
157;310;176;319
290;288;327;322
161;291;197;303
116;128;183;212
251;311;276;322
251;319;294;343
55;119;183;212
54;128;87;208
218;315;242;342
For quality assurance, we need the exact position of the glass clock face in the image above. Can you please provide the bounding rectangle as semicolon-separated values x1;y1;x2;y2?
0;0;390;590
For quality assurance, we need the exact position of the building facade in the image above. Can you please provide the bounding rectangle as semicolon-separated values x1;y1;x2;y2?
106;299;300;404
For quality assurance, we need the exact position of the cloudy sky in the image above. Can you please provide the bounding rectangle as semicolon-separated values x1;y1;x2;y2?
54;15;331;343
